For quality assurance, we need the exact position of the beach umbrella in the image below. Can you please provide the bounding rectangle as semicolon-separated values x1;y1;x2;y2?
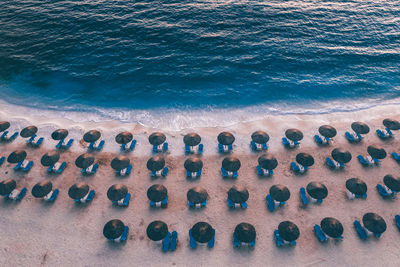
148;132;166;146
68;182;89;200
258;154;278;170
346;178;367;196
75;153;94;169
0;121;10;132
146;156;165;172
184;157;203;173
40;151;60;166
147;184;167;202
187;187;208;204
111;155;130;171
83;130;101;143
107;184;128;201
0;179;17;196
228;185;249;203
183;133;201;146
115;132;133;144
296;153;314;167
331;148;352;164
51;129;68;140
362;213;387;234
31;180;52;198
251;131;270;144
103;219;125;239
383;175;400;192
383;118;400;130
20;126;38;138
269;184;290;202
285;129;303;141
321;217;344;238
351;122;369;134
217;132;235;145
306;182;328;200
146;221;169;241
278;221;300;242
234;223;256;243
7;150;27;163
222;156;241;172
191;222;214;243
318;125;337;138
367;145;386;159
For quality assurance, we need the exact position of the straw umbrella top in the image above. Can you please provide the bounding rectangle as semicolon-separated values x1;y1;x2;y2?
383;175;400;192
68;182;89;200
258;154;278;170
306;182;328;199
296;153;314;167
148;132;166;146
331;148;352;164
191;222;214;243
367;145;386;159
318;125;337;138
31;180;53;198
346;178;367;195
351;122;369;134
184;157;203;172
187;187;208;203
0;179;17;196
222;156;241;172
7;150;27;163
103;219;125;239
111;155;130;171
278;221;300;242
83;130;101;143
269;184;291;202
383;118;400;130
146;156;165;171
147;184;167;202
285;128;303;141
217;132;235;145
228;185;249;203
251;131;270;144
107;184;128;201
40;151;60;166
321;217;344;238
51;129;68;140
183;133;201;146
362;213;386;234
146;221;169;241
75;153;95;169
0;121;10;132
115;132;133;144
20;126;38;138
234;223;256;243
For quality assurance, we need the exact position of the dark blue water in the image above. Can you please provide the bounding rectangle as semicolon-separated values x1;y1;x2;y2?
0;0;399;113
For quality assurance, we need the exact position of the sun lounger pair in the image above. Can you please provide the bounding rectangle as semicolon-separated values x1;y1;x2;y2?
185;144;204;155
353;220;381;240
299;188;323;206
153;143;168;153
43;189;60;202
314;224;343;242
376;184;397;198
282;138;299;148
116;165;132;176
346;189;367;200
161;231;178;252
56;138;74;150
221;168;238;178
81;164;99;175
88;140;105;151
108;226;129;242
314;135;332;145
120;140;136;152
74;190;96;203
189;229;215;249
250;141;268;152
227;198;247;209
188;200;207;209
376;128;393;139
345;132;363;142
256;165;274;176
233;232;255;248
357;155;380;166
186;170;202;179
27;134;44;147
151;167;168;177
46;162;67;174
150;196;168;208
3;188;27;201
14;160;34;172
218;144;233;153
266;194;286;212
274;230;296;247
0;131;18;142
112;193;131;207
291;162;308;173
326;158;345;169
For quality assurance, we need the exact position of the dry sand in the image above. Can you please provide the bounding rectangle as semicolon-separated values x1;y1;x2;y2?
1;107;400;267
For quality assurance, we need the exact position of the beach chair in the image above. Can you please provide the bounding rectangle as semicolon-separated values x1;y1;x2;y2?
291;162;308;173
227;197;247;209
233;232;255;248
120;140;137;152
314;225;328;242
346;189;367;200
274;230;296;247
188;200;207;209
256;165;273;176
153;142;168;153
0;156;5;166
56;138;74;149
345;132;362;142
353;221;367;240
221;167;238;178
185;144;204;155
299;187;309;205
5;188;27;201
74;190;96;203
282;137;299;148
116;165;132;176
162;232;171;252
186;170;202;179
376;184;396;198
357;155;379;166
395;215;400;232
88;140;105;151
0;131;19;142
150;167;168;177
218;143;233;153
250;141;268;152
81;163;99;175
326;157;345;169
112;193;131;207
392;152;400;162
376;128;393;139
14;160;34;172
170;231;178;251
27;134;44;147
161;231;178;252
46;162;67;174
266;194;285;212
150;195;168;208
314;135;331;145
43;189;59;202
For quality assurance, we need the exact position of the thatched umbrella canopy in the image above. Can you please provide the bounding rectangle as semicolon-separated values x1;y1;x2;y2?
41;151;60;166
383;118;400;130
258;154;278;170
107;184;128;201
148;132;166;146
296;153;314;167
228;185;249;203
383;175;400;192
115;132;133;144
351;122;370;134
111;155;130;171
269;184;290;202
321;217;344;238
51;129;68;140
146;156;165;172
285;129;303;141
0;179;17;196
367;145;387;159
20;126;38;138
306;182;328;200
331;148;352;164
7;150;27;163
147;184;167;202
83;130;101;143
217;132;235;145
251;131;270;144
222;156;241;172
146;221;169;241
362;213;387;234
318;125;337;138
278;221;300;242
0;121;10;132
68;182;89;199
184;133;201;146
187;187;208;204
103;219;125;239
191;222;214;243
234;223;256;243
184;157;203;173
346;178;367;195
32;180;53;198
75;153;94;169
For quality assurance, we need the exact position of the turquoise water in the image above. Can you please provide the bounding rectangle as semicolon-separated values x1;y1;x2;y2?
0;0;399;117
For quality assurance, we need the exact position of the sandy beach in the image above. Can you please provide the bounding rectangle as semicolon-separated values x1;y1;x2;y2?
1;105;400;267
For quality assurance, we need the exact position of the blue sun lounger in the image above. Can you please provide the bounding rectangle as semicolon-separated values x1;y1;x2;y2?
250;141;268;151
27;134;44;147
14;160;34;172
112;193;131;207
150;195;168;208
392;152;400;162
300;187;309;205
376;184;396;198
74;190;95;203
326;157;345;169
357;155;379;166
314;135;332;145
116;165;132;176
81;164;99;175
121;140;136;152
282;138;299;148
186;170;202;178
233;232;255;248
150;167;168;177
218;143;233;153
345;132;362;142
47;162;67;174
189;200;207;208
314;225;328;242
162;231;178;252
227;197;247;209
377;128;393;139
185;144;204;155
88;140;105;151
56;138;74;149
274;229;296;247
256;165;273;176
221;168;238;178
0;156;5;166
291;162;308;173
153;142;168;153
266;194;285;212
0;131;18;142
4;188;27;201
395;215;400;231
189;229;215;249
